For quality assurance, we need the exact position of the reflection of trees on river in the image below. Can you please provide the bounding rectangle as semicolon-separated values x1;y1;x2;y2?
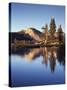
42;47;48;66
11;46;65;72
57;46;65;69
48;47;57;72
42;46;65;72
42;47;57;72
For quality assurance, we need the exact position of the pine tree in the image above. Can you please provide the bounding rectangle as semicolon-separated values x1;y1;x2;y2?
57;25;63;43
50;18;56;35
42;24;48;41
58;25;63;33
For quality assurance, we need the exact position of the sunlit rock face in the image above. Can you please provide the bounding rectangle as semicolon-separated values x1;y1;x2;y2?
20;28;42;41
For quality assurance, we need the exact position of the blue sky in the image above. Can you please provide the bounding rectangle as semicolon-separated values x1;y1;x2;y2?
9;3;65;32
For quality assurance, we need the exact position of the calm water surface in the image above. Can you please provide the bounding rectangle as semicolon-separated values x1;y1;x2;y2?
10;46;65;87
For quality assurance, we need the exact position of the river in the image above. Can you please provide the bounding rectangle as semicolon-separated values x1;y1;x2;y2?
9;46;65;87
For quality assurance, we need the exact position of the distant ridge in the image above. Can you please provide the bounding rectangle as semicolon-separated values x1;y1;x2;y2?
9;27;43;43
18;27;42;41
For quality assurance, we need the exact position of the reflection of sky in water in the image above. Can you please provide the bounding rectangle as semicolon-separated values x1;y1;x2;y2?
10;47;65;87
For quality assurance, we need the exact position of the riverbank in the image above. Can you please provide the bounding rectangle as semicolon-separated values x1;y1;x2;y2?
11;42;64;49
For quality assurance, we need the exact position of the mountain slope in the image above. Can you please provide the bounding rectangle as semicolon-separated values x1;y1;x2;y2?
18;28;42;41
9;27;43;44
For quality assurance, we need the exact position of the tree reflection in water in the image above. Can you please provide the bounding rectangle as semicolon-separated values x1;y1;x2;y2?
10;46;65;73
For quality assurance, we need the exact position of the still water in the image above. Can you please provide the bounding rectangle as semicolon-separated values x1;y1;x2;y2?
10;46;65;87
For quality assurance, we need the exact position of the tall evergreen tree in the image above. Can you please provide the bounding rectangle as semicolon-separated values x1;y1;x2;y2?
42;24;48;33
50;18;56;35
57;25;63;43
42;24;48;41
57;25;63;33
